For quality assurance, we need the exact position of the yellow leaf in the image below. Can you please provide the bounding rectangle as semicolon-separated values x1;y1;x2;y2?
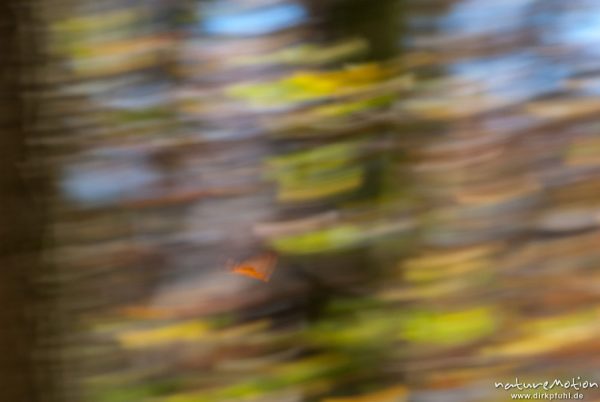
118;321;210;349
322;385;407;402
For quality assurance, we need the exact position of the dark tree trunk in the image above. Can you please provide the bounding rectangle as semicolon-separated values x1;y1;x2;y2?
0;2;43;402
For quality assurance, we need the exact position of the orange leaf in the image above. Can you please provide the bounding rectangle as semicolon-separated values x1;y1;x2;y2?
228;252;277;282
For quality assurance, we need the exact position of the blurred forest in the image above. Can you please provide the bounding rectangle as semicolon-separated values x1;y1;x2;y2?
3;0;600;402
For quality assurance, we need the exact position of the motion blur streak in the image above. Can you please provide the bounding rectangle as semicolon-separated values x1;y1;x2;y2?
4;0;600;401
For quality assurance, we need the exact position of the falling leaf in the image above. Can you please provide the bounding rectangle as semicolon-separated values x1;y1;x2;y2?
228;252;277;282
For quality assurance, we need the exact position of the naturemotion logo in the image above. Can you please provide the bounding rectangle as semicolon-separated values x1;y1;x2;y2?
494;377;598;392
